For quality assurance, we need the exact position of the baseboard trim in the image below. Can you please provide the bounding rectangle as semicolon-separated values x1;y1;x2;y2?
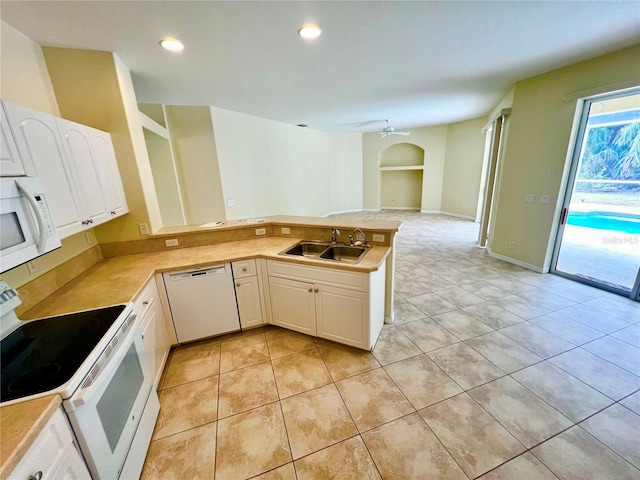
439;211;476;221
379;206;420;211
384;313;395;324
419;210;476;221
486;247;547;273
321;209;365;217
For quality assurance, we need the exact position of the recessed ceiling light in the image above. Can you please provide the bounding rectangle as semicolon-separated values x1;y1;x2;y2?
298;25;321;39
160;38;184;52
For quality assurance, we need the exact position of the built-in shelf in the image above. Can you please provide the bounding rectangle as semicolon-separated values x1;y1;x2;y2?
379;166;425;171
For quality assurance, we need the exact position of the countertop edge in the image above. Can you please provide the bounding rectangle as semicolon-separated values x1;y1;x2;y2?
0;394;63;479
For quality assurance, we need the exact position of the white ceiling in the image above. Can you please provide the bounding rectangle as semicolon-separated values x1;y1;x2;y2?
2;1;639;133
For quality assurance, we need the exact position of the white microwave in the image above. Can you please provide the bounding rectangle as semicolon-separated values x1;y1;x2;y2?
0;177;61;273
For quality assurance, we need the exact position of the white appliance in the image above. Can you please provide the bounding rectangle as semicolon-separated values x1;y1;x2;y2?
0;285;159;480
0;177;61;273
163;263;241;342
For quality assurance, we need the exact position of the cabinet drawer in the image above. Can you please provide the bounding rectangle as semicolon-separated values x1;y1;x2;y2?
267;260;368;292
133;277;158;317
11;408;73;480
232;259;257;278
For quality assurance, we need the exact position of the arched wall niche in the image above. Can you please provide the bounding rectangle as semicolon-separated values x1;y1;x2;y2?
378;142;425;209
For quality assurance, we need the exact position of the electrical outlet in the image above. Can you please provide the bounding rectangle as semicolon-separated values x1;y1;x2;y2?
281;227;291;234
165;239;179;247
226;199;235;207
26;261;37;274
255;228;266;235
509;241;516;249
139;223;149;235
540;195;551;204
525;194;535;203
546;169;556;181
85;231;94;244
372;234;385;243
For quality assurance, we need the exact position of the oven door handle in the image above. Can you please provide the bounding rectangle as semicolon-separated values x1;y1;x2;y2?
15;180;46;254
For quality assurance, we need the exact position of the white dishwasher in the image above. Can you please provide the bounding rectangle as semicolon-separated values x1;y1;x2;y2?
163;263;241;343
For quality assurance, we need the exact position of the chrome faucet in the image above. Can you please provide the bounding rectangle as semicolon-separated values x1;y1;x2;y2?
331;227;340;244
353;228;366;245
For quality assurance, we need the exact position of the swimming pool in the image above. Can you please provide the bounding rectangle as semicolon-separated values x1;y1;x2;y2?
567;211;640;234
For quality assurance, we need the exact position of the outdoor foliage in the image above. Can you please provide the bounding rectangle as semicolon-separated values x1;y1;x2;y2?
578;121;640;182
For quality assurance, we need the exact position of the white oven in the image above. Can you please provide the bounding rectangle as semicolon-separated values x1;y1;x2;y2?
63;311;159;480
0;177;61;273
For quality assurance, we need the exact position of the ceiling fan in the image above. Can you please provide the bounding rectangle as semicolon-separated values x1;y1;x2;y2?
380;119;410;137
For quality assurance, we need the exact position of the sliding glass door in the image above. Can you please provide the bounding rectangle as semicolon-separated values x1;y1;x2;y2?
552;89;640;297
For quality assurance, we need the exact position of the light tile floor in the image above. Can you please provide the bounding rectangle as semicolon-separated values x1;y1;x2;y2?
141;212;640;479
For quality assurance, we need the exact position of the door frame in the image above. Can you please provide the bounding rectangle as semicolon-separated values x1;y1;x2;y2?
550;87;640;298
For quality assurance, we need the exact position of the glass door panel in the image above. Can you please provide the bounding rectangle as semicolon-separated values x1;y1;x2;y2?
553;90;640;296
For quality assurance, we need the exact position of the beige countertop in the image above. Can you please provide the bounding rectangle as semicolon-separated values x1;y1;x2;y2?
21;236;390;320
1;235;391;472
0;395;62;479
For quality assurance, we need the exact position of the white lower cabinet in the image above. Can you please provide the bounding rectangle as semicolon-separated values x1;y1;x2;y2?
268;276;316;336
135;277;170;388
9;408;91;480
235;276;265;329
267;260;385;350
315;284;369;347
232;260;266;329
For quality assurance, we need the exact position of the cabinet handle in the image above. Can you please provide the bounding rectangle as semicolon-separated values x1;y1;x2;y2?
111;210;116;215
143;300;149;306
242;267;247;272
308;288;313;293
88;219;94;224
28;472;42;480
81;220;87;225
314;288;319;293
236;283;241;287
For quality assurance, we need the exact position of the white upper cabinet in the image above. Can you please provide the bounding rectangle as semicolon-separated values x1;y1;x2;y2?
3;101;85;237
56;118;110;227
2;100;129;238
0;103;25;176
91;130;128;218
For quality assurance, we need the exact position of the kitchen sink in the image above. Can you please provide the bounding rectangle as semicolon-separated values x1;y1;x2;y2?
283;241;329;257
319;246;367;263
279;241;369;264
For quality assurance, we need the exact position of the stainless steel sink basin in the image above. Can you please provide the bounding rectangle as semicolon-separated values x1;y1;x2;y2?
320;246;367;263
282;241;328;257
279;241;369;264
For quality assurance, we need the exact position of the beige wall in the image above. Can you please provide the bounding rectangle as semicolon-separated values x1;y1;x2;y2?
210;107;363;219
165;106;227;225
0;21;99;288
380;170;423;209
490;44;640;270
363;126;448;212
42;48;163;240
144;130;185;226
441;117;487;218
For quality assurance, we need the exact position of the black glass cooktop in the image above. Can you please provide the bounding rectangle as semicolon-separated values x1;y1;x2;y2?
1;304;127;403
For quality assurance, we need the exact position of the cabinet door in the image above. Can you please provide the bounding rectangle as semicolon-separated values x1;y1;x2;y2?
315;284;369;349
4;101;84;238
56;118;109;227
91;129;128;219
269;276;316;336
235;276;264;329
0;103;25;176
51;444;92;480
140;301;169;388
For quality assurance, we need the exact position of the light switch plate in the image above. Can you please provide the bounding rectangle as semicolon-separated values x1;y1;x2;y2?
372;234;385;243
525;194;535;203
165;239;179;247
256;228;266;235
281;227;291;234
540;195;551;204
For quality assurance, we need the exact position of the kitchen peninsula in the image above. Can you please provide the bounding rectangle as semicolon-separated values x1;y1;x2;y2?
1;215;401;478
